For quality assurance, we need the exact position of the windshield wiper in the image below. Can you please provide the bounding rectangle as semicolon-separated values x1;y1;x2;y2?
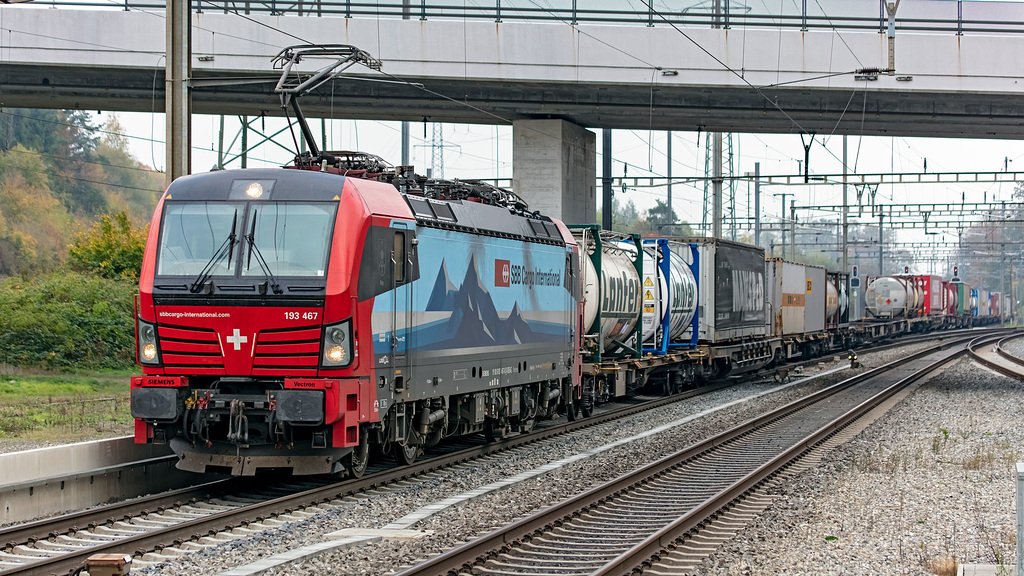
245;210;284;295
189;211;237;294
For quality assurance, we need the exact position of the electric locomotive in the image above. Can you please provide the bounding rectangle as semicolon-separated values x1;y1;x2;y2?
130;156;582;476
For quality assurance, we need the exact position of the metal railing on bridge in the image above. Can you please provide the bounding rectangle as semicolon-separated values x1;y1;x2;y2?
38;0;1024;36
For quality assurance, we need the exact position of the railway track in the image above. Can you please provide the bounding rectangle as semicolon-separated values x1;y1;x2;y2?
967;332;1024;379
0;381;743;576
394;331;1007;576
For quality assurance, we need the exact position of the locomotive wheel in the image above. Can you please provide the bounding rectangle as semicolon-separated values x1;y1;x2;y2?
347;433;370;478
519;416;536;434
565;398;579;421
425;427;444;448
395;442;419;466
518;386;539;433
564;379;580;422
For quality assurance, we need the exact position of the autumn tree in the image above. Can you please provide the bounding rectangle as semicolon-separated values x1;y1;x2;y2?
0;145;73;275
69;211;147;280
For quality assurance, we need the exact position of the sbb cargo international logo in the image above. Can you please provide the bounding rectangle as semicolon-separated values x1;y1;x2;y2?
494;259;562;288
495;259;511;287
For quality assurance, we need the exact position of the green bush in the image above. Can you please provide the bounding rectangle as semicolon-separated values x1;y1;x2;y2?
68;211;147;280
0;271;137;370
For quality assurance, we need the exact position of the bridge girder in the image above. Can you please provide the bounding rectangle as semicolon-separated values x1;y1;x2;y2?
3;63;1024;139
4;10;1024;139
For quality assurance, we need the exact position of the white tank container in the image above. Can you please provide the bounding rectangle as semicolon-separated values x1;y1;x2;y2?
578;236;642;354
865;276;921;317
666;243;698;342
635;241;699;347
637;243;668;343
825;279;839;320
839;280;849;317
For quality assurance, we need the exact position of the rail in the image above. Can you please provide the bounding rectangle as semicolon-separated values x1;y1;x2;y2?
30;0;1024;36
0;329;1004;575
968;333;1024;380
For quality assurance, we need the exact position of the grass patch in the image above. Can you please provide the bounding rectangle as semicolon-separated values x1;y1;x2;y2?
926;556;958;576
963;448;997;470
0;369;133;441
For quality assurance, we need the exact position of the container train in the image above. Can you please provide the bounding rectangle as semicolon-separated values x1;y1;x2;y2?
128;150;1005;477
130;44;1008;476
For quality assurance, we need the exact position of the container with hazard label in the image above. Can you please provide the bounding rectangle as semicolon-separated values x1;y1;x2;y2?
767;259;826;336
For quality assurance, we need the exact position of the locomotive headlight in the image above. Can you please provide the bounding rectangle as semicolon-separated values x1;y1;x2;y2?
326;345;346;363
137;318;162;366
321;319;352;368
244;182;264;198
229;179;275;200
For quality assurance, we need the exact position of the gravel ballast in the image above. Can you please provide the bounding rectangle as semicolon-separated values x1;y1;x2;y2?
693;355;1023;576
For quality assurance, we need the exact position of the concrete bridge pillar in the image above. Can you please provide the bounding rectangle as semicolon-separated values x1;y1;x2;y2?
512;119;596;225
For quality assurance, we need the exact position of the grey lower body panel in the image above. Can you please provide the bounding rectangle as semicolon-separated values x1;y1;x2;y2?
399;343;572;399
169;438;351;476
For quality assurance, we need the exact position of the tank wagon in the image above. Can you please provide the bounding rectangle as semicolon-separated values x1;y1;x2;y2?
865;276;922;318
826;271;851;330
570;229;703;403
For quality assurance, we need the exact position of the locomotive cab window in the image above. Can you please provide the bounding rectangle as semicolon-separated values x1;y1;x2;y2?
154;201;336;281
156;203;242;277
241;203;337;277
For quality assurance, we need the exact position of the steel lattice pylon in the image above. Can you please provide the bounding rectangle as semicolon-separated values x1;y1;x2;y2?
431;123;444;179
701;132;737;239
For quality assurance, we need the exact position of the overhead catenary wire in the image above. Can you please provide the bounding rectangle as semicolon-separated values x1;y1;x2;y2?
0;109;163;145
2;145;163;173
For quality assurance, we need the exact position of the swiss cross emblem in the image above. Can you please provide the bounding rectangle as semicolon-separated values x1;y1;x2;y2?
495;259;511;287
226;328;249;351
